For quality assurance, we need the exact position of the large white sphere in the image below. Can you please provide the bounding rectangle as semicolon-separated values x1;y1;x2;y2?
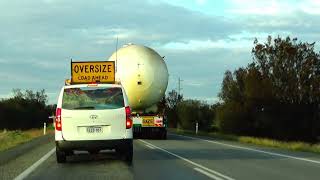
108;44;168;111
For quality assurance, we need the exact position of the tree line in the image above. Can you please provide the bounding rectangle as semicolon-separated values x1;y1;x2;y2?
164;90;217;132
165;36;320;142
0;89;55;130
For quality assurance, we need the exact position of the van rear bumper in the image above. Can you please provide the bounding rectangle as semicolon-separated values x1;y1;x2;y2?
56;139;133;151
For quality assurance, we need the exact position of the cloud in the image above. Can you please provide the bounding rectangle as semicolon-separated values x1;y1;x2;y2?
185;96;221;104
0;92;13;99
160;38;252;51
227;0;291;15
0;71;45;84
163;45;251;104
0;0;243;59
184;80;205;87
0;0;319;104
0;0;244;101
227;0;320;16
195;0;207;5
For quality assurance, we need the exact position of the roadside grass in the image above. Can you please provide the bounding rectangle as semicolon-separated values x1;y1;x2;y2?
168;128;320;154
0;126;54;152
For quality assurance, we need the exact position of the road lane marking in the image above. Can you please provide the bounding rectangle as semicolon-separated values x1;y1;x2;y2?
146;144;156;149
139;139;235;180
14;147;55;180
172;133;320;165
194;167;224;180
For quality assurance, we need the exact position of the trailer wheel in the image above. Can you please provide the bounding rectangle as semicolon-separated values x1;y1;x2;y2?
162;130;167;140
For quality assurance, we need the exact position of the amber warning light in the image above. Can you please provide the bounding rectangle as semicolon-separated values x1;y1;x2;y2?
71;61;115;84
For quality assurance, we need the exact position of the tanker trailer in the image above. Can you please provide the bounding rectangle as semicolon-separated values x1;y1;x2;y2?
108;44;168;139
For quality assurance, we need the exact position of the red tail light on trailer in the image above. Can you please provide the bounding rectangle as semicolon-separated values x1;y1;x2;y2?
125;106;132;129
55;108;62;131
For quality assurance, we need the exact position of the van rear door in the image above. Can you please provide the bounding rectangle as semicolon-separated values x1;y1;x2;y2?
60;86;126;141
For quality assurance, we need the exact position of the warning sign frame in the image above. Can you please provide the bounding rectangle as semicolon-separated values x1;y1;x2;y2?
70;61;115;84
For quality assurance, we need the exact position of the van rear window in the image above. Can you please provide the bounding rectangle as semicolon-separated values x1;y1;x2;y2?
62;87;124;110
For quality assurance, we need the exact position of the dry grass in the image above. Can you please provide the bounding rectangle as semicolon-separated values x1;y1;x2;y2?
168;128;320;154
0;127;54;152
238;136;320;153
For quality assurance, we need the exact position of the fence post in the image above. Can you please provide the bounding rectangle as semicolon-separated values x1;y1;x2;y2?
44;122;46;135
196;122;198;135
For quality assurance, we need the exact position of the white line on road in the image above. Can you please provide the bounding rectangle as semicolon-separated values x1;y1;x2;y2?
14;147;55;180
139;139;235;180
194;167;224;180
146;144;156;149
172;133;320;165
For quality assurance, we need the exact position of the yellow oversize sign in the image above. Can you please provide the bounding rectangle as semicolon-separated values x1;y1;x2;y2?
142;116;155;127
71;61;115;84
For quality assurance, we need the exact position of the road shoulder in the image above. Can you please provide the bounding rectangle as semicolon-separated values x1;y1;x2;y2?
0;134;54;179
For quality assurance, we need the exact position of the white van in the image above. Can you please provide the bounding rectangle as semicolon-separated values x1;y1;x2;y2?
54;83;133;164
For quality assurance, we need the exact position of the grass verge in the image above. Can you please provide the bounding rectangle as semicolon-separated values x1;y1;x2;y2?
168;128;320;154
0;127;54;152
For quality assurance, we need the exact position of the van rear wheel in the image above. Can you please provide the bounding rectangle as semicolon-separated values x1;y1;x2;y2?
56;147;66;163
125;146;133;165
116;141;133;165
89;150;100;154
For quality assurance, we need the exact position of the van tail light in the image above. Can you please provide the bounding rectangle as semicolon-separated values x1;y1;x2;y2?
55;108;62;131
125;106;132;129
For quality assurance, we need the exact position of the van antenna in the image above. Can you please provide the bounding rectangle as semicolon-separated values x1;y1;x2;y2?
70;58;73;83
115;36;118;72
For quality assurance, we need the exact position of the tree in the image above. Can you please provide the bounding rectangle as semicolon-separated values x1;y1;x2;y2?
165;90;183;128
166;90;183;109
252;36;320;104
217;36;320;141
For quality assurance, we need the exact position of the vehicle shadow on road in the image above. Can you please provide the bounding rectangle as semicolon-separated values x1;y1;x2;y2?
55;151;134;180
67;150;118;163
26;150;134;180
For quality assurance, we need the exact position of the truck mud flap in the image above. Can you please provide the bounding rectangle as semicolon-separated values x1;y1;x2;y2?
133;127;166;139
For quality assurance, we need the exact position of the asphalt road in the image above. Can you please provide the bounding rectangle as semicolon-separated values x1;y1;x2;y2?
1;133;320;180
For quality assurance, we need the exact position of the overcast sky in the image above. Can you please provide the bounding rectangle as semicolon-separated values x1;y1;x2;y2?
1;0;320;104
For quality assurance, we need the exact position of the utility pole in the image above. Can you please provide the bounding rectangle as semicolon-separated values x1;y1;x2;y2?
115;36;118;72
178;77;183;96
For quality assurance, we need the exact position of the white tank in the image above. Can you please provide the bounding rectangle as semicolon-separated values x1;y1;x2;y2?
108;44;169;111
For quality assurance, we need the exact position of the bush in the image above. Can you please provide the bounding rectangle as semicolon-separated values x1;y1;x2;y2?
176;99;214;131
0;89;54;130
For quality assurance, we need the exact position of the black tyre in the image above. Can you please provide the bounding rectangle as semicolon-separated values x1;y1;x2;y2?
65;150;74;156
116;141;133;165
89;149;100;154
162;130;167;140
157;131;162;140
56;147;66;163
125;145;133;165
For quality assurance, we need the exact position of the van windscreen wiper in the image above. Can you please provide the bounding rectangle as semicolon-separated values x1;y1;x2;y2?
73;106;95;110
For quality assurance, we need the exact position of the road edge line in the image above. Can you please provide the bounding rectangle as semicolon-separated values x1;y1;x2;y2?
139;139;235;180
171;133;320;165
146;144;156;149
194;167;224;180
14;147;55;180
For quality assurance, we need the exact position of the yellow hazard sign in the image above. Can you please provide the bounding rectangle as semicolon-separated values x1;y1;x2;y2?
142;116;155;127
71;61;115;84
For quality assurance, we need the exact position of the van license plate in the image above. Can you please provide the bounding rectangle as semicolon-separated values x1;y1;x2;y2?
87;127;102;133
